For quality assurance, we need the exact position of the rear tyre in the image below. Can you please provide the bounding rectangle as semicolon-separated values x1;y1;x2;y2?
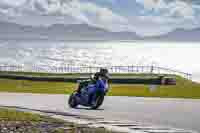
68;93;78;108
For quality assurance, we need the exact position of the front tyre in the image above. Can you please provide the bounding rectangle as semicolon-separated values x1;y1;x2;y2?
91;94;105;109
68;93;78;108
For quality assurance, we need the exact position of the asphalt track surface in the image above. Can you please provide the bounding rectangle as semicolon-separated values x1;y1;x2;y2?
0;93;199;132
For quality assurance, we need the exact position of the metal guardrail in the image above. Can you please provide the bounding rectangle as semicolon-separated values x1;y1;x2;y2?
0;65;192;80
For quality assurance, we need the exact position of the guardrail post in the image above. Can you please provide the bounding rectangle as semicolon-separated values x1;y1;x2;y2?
151;65;154;73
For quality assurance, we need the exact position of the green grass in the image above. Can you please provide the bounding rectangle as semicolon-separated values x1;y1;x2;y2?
0;108;120;133
0;79;75;94
0;74;200;98
109;76;200;98
0;108;45;121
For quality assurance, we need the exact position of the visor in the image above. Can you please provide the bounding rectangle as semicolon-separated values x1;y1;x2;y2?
104;73;110;79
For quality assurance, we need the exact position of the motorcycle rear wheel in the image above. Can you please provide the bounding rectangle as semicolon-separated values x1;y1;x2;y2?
68;93;78;108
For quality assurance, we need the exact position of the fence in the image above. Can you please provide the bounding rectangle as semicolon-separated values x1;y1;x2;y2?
0;64;192;80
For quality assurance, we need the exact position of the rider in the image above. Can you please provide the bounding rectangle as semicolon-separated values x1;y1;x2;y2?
76;68;109;104
87;68;109;105
77;68;109;93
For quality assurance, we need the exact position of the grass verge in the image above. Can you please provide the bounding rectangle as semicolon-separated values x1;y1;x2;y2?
0;108;115;133
0;108;72;133
0;74;200;98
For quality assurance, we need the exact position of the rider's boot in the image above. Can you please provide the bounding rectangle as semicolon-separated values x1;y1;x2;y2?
89;94;96;106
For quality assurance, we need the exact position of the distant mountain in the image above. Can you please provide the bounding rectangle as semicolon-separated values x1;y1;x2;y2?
0;21;200;42
0;21;140;41
149;28;200;42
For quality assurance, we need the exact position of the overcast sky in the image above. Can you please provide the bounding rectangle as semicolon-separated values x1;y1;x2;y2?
0;0;199;36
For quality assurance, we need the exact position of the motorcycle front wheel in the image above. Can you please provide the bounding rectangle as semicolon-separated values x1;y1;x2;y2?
91;94;105;109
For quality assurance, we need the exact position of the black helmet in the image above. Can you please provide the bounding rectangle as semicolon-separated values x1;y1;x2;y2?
99;68;109;79
93;72;100;80
93;68;109;80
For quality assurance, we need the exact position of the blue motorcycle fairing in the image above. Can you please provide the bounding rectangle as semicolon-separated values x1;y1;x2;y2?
87;79;107;95
76;79;107;106
87;79;107;104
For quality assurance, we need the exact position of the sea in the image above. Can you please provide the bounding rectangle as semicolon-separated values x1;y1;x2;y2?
0;40;199;82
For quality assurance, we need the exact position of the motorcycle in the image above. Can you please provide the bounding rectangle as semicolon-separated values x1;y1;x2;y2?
68;78;108;109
